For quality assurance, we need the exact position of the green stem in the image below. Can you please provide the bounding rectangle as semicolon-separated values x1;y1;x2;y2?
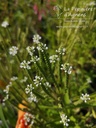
43;51;58;87
34;62;58;100
59;54;62;85
16;55;33;83
64;73;70;105
64;89;70;105
35;61;49;82
6;28;13;44
0;104;9;128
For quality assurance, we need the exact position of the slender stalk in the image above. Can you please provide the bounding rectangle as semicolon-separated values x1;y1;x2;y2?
43;51;58;87
59;54;62;85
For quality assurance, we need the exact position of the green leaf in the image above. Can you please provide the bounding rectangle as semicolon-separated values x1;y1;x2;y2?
0;104;9;128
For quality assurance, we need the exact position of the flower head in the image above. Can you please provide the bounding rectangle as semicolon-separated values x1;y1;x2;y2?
33;34;41;44
60;113;70;126
31;56;40;63
3;95;9;102
1;21;9;28
20;76;28;83
20;60;31;70
49;55;59;63
3;82;12;94
24;112;35;126
9;46;18;56
11;76;18;81
33;75;43;87
44;82;51;89
88;1;96;5
37;43;48;52
25;84;34;94
56;48;66;55
80;93;90;103
61;63;72;74
27;92;38;103
16;111;35;128
86;77;92;83
3;82;12;102
26;46;35;56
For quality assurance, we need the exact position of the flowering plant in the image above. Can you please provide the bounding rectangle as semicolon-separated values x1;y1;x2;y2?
0;31;96;128
0;1;96;128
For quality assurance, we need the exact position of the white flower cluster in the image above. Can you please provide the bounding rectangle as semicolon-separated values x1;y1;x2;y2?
20;76;28;83
61;63;72;74
1;21;9;28
33;34;48;52
60;113;70;126
33;75;43;87
86;77;92;83
33;34;41;44
37;43;48;52
9;46;18;56
25;84;34;94
56;48;66;55
31;56;40;63
25;84;37;103
49;55;59;63
28;92;38;103
3;82;12;101
10;76;18;81
44;82;51;89
23;112;35;126
26;34;48;64
26;46;35;56
20;60;31;69
80;93;90;103
88;1;96;5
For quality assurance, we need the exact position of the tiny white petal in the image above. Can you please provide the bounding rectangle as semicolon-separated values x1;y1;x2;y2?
1;21;9;28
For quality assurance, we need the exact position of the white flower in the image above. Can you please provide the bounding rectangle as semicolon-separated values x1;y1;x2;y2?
56;48;66;55
44;82;51;88
86;77;92;83
20;76;28;83
60;113;70;126
49;55;59;63
33;34;41;44
26;46;35;56
20;60;31;69
1;21;9;28
24;113;31;125
4;82;12;94
31;56;40;63
3;82;12;102
61;63;72;74
37;43;48;52
28;92;38;103
24;113;35;126
9;46;18;56
33;75;43;87
25;84;34;94
88;1;96;5
11;76;18;81
80;93;90;103
3;95;9;102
